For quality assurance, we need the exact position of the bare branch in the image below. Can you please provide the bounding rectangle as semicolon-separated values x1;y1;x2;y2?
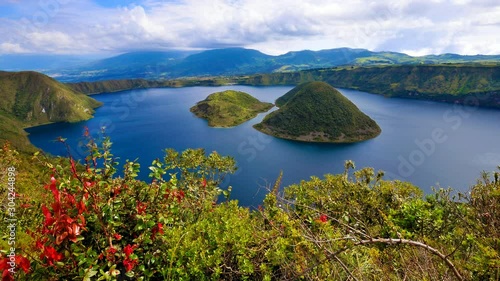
353;238;463;281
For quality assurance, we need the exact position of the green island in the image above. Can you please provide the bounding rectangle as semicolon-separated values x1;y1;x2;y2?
190;90;273;127
0;69;499;280
254;81;381;143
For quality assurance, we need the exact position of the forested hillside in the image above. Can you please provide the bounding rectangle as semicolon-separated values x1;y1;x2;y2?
0;71;101;151
68;64;500;108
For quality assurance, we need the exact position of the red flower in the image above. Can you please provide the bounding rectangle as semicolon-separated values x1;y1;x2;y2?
0;258;9;271
2;270;13;281
17;256;30;273
45;176;60;203
106;247;117;261
76;200;87;214
157;223;164;234
151;223;164;240
41;205;55;228
201;178;207;188
123;244;137;258
123;258;138;272
113;233;122;240
41;246;63;266
35;239;45;250
136;201;147;215
319;214;328;223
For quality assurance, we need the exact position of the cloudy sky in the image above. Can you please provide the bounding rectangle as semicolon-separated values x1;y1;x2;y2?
0;0;499;56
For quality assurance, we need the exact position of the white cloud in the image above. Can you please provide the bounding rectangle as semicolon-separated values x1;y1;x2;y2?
0;42;27;53
0;0;498;55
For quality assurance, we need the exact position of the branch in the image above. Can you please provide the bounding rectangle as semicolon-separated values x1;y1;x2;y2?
355;238;463;281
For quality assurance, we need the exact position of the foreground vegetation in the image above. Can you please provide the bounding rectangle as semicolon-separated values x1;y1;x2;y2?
190;90;273;127
1;135;499;280
255;82;381;143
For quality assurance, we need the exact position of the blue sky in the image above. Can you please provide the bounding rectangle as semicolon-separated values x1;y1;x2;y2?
0;0;498;56
94;0;140;8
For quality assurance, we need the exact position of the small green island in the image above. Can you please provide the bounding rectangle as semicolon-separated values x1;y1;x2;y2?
190;90;274;127
254;81;381;143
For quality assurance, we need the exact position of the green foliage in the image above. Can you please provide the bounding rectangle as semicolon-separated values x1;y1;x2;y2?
190;90;273;127
1;137;499;280
240;64;500;108
255;81;381;143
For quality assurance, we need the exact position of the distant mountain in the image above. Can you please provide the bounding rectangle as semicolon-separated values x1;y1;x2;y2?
9;48;500;82
274;48;376;70
254;81;381;143
172;48;272;77
0;71;101;150
51;50;197;82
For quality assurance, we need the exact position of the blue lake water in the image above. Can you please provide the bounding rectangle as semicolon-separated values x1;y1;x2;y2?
26;86;500;206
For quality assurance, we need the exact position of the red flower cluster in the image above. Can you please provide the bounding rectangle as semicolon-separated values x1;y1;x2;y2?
35;175;89;269
106;247;117;262
0;255;30;281
41;176;86;245
164;189;185;203
151;222;164;240
39;246;63;266
136;201;147;215
122;244;138;272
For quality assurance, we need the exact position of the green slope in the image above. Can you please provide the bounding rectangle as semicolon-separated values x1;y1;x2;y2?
190;90;273;127
240;64;500;108
0;71;102;151
254;82;381;143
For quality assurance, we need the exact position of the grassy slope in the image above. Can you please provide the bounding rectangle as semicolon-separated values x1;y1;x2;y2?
254;81;381;143
241;64;500;108
0;71;102;151
190;90;273;127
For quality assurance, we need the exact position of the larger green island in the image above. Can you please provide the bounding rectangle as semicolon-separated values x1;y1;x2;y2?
190;90;273;127
254;81;381;143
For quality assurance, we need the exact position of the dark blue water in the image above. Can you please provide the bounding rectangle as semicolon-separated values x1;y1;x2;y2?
26;86;500;206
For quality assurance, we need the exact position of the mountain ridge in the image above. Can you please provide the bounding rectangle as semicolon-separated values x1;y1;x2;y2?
38;47;500;82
